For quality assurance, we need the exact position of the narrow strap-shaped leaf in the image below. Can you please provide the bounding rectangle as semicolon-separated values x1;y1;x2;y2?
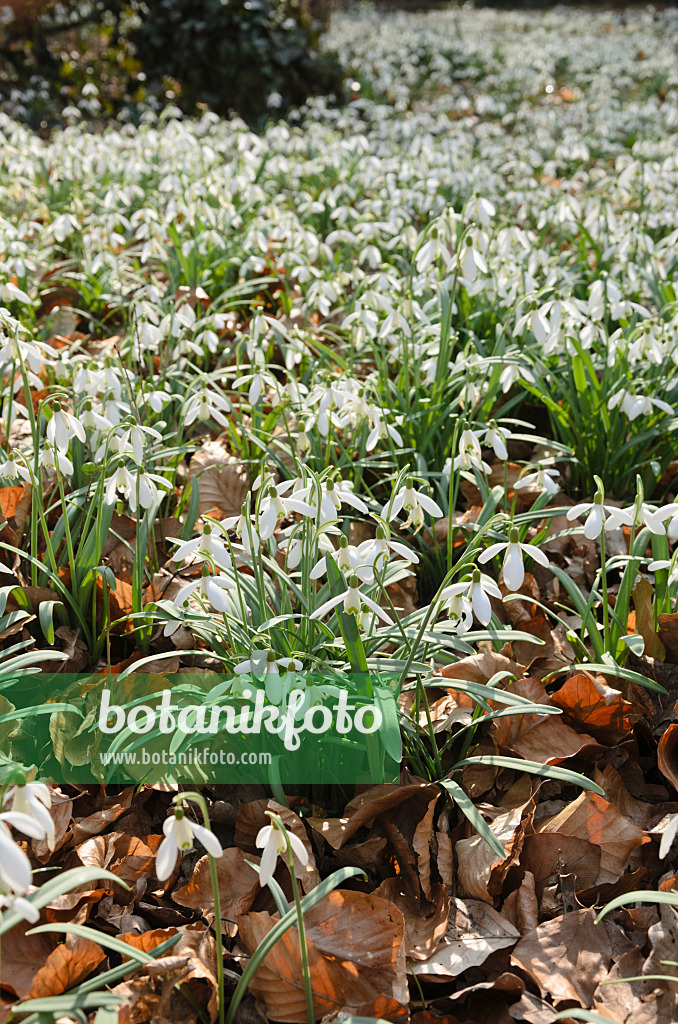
13;993;122;1014
27;922;167;964
0;868;129;936
453;755;604;795
596;889;678;921
439;778;505;858
225;865;366;1024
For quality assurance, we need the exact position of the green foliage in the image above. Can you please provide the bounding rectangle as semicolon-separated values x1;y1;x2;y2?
133;0;343;125
0;0;343;130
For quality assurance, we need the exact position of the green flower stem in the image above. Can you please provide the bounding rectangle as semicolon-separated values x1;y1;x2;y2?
174;792;224;1024
269;814;315;1024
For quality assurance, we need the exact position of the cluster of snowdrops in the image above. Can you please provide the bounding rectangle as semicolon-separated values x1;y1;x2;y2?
0;3;677;926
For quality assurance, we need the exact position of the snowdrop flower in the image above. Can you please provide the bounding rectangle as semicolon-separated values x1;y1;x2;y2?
415;228;452;273
172;523;232;570
438;580;474;633
0;332;52;375
366;409;403;451
466;569;502;626
482;421;510;461
479;527;549;591
183;387;231;428
173;566;235;614
625;499;678;536
0;451;31;483
3;776;54;851
464;194;496;228
39;443;73;477
514;301;550;345
0;820;38;923
130;471;172;514
46;402;86;452
608;388;673;421
648;559;678;588
156;806;223;882
318;477;368;524
498;363;535;393
104;461;135;506
515;465;560;495
310;534;364;581
221;510;260;555
357;524;419;579
566;494;634;539
80;401;113;433
311;573;393;626
258;483;315;541
232;352;279;407
385;478;443;533
453;427;491;473
256;813;309;886
458;237;488;285
234;650;303;705
659;813;678;860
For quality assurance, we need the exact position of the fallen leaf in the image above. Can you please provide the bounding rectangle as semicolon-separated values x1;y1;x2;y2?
0;922;56;999
536;791;649;885
551;672;632;744
658;723;678;793
633;577;666;661
374;879;450;960
511;908;611;1007
490;677;598;764
520;832;601;895
593;947;678;1022
188;441;250;518
502;871;539;936
411;898;519;979
173;848;260;936
658;613;678;664
28;934;105;998
456;803;530;903
236;889;407;1022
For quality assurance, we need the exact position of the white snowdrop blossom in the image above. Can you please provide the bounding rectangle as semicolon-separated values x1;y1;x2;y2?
173;566;235;614
311;572;393;627
566;496;634;539
625;499;678;536
479;527;550;591
3;777;55;851
515;466;560;495
46;402;86;452
156;806;223;881
184;387;231;428
258;482;315;541
256;814;309;886
385;478;443;533
172;523;232;570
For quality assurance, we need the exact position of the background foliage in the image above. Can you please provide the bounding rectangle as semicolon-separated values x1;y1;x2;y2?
0;0;344;130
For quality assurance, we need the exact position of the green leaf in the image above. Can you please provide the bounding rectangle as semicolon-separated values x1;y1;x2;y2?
453;755;604;795
0;702;82;726
225;865;366;1024
13;993;122;1014
619;633;645;656
596;889;678;922
181;474;201;539
553;1011;619;1024
28;923;168;964
560;662;668;694
439;778;505;858
0;868;129;936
